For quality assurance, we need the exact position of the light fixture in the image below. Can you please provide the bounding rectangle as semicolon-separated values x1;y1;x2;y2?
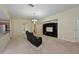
32;18;37;22
32;13;37;24
28;4;34;7
28;4;37;24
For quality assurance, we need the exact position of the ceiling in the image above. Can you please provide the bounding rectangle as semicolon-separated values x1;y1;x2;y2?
0;4;79;20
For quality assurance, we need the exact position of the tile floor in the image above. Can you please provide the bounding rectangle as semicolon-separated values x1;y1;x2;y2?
3;35;79;54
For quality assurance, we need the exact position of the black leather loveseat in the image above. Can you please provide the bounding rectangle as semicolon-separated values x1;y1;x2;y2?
26;31;42;47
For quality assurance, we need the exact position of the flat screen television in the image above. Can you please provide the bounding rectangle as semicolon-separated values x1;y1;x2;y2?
46;27;53;32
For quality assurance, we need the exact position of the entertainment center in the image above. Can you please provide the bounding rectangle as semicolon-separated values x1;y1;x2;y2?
43;22;58;38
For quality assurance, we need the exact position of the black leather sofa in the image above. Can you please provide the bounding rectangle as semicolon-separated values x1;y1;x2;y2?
26;31;42;47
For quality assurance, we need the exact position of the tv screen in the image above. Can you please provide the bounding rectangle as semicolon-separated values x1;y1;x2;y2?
46;27;53;32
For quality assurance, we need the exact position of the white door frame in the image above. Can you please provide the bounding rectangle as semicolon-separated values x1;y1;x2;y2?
75;17;79;42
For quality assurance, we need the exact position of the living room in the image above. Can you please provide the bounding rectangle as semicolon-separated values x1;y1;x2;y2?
0;4;79;54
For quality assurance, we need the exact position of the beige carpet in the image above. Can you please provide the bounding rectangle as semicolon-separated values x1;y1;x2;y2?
3;35;79;54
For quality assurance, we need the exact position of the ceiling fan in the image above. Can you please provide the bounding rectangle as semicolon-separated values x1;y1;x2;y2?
28;4;37;23
28;4;34;7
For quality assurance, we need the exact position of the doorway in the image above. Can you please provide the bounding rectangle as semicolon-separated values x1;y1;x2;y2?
75;18;79;42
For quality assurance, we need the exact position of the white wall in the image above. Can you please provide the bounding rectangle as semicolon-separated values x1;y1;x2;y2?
11;17;32;38
38;7;79;42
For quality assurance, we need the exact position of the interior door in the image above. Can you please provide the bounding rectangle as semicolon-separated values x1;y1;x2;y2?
75;19;79;42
